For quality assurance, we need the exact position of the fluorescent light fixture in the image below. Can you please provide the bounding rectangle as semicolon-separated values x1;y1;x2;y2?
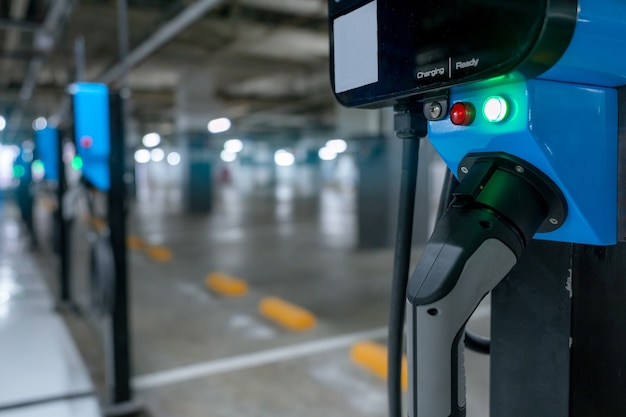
208;117;231;134
274;149;295;167
142;132;161;148
134;149;151;164
220;149;237;163
32;117;47;131
0;116;6;132
224;139;243;153
318;147;337;161
150;148;165;162
325;139;347;153
167;152;181;166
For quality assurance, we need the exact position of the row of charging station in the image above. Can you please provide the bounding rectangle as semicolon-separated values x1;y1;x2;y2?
32;83;138;416
33;84;110;188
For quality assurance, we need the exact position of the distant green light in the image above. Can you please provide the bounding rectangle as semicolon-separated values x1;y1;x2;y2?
13;165;25;178
483;96;509;123
71;156;83;170
32;159;45;175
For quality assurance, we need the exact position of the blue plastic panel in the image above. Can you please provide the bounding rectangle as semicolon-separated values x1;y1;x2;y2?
71;83;110;191
429;78;617;245
541;0;626;87
35;128;59;181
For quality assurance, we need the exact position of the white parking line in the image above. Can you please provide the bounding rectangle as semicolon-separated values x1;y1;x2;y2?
133;326;388;390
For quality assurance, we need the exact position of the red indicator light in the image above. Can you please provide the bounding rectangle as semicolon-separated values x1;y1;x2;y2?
80;136;93;149
450;102;475;126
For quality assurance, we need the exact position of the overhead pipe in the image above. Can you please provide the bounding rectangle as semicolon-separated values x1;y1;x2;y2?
6;0;74;139
98;0;223;84
49;0;223;128
0;18;40;32
19;0;74;101
1;0;30;79
0;51;38;61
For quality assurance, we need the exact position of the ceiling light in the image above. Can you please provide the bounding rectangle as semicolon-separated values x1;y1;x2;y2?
224;139;243;153
151;148;165;162
32;117;47;131
220;150;237;163
325;139;347;153
167;152;181;166
208;117;231;134
134;149;151;164
142;132;161;148
274;150;295;167
318;147;337;161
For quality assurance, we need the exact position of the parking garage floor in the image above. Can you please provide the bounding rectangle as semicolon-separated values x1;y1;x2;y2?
7;181;490;417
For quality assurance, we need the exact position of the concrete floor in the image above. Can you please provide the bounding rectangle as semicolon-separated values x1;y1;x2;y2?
29;180;491;417
0;203;100;417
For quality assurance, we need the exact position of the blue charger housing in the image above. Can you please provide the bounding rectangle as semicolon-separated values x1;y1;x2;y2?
71;82;111;191
540;0;626;89
430;78;617;245
35;127;59;182
429;0;626;245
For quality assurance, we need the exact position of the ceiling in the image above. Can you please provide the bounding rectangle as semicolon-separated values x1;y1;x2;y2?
0;0;338;145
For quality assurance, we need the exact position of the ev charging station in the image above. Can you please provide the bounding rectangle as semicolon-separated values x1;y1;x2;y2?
34;127;60;183
69;82;138;415
73;83;111;192
34;126;74;306
14;144;36;245
330;1;626;416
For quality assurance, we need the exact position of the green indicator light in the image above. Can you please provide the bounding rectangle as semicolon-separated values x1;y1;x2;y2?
483;96;509;123
32;160;45;174
71;156;83;170
13;165;25;178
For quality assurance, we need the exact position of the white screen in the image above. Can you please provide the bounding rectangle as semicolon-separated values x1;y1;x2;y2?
333;1;378;94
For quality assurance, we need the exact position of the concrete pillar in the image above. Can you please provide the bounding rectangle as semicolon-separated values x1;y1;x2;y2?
184;132;213;212
175;71;223;212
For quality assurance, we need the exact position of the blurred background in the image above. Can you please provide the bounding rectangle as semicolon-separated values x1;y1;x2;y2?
0;1;489;417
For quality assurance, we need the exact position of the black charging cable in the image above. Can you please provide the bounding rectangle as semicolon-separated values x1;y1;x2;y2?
388;106;490;417
388;104;426;417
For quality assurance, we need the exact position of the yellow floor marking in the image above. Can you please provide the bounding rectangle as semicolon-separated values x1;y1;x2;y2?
258;297;317;331
349;341;408;390
126;235;145;250
144;245;173;262
205;272;249;297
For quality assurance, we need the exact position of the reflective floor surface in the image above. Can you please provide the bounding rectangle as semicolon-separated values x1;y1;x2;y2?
6;179;490;417
0;203;100;417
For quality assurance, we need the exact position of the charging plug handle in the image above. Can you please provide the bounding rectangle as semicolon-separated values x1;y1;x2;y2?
406;153;566;417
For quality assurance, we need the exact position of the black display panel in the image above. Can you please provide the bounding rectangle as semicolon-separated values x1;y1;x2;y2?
329;0;577;108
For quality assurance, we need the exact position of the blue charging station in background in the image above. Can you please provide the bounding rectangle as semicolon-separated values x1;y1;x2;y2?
71;82;111;191
14;145;33;182
35;127;59;182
